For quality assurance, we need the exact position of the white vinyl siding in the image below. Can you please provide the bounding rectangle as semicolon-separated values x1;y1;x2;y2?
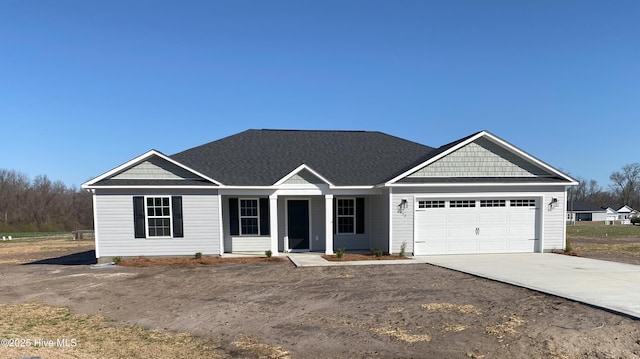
94;189;221;258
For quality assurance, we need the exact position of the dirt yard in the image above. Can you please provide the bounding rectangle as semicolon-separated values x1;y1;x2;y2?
1;237;640;358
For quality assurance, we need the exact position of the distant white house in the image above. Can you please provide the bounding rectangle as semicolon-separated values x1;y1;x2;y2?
568;202;637;224
566;201;607;222
605;205;638;224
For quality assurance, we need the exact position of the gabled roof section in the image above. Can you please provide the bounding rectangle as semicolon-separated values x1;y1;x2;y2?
82;150;221;188
171;130;435;186
388;130;578;185
274;164;334;186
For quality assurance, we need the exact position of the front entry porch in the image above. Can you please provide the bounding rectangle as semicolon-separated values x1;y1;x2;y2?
222;193;376;255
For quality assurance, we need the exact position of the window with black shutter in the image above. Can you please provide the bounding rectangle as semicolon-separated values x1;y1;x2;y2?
133;196;183;238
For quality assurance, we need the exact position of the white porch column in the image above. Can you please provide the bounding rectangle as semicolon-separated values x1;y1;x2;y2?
325;194;334;254
270;194;279;256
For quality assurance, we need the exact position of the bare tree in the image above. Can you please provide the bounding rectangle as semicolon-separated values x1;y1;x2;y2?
0;169;93;232
610;163;640;207
569;177;605;204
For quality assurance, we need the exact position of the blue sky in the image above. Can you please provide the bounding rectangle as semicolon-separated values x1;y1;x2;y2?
1;1;638;189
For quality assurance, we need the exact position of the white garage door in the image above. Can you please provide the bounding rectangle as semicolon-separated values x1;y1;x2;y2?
414;198;538;255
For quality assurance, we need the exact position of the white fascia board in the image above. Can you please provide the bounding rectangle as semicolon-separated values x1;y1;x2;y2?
88;185;220;190
387;182;573;188
220;185;375;190
82;149;224;188
273;164;334;187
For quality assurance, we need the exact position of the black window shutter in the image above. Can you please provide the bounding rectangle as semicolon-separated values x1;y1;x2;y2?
356;197;365;234
259;198;270;235
172;196;184;238
133;196;146;238
229;198;239;236
333;198;337;234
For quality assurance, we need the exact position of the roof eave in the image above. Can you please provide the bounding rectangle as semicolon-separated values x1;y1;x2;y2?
386;181;576;188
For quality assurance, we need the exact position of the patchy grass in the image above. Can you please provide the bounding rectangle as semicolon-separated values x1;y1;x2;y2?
232;335;290;358
422;303;483;315
322;253;410;262
566;222;640;239
571;241;640;257
485;315;525;339
0;238;94;265
442;323;468;332
0;231;72;240
118;255;286;267
0;302;224;359
370;327;431;343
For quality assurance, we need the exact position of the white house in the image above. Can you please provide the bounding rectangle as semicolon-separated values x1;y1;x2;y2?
82;129;578;261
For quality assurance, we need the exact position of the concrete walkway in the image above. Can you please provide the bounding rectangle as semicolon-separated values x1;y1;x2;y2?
286;252;432;267
421;253;640;319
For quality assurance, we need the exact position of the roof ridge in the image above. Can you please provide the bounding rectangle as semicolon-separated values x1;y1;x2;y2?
256;129;367;133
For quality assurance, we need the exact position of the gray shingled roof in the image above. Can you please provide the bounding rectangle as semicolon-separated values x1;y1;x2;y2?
171;129;436;186
567;201;607;212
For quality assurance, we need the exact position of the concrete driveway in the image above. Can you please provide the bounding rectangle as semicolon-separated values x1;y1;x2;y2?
421;253;640;319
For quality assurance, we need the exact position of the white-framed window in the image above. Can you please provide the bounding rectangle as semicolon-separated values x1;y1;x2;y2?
418;200;445;208
337;198;355;234
510;199;536;207
450;200;476;208
480;199;506;207
146;196;172;237
239;198;260;235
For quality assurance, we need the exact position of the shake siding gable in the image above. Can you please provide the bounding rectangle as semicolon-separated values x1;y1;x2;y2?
113;156;198;180
409;138;549;178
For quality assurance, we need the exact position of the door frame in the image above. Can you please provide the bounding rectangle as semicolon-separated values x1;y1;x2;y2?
285;198;312;252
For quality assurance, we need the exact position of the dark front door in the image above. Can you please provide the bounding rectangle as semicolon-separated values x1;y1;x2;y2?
287;200;310;250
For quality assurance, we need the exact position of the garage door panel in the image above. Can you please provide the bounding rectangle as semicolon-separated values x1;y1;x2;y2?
446;226;476;239
480;226;509;237
447;241;478;254
509;226;536;238
448;213;476;224
478;212;508;224
508;238;536;252
414;198;538;255
478;240;508;252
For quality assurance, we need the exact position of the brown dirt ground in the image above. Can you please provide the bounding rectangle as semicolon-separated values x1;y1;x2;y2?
322;253;410;261
1;238;640;358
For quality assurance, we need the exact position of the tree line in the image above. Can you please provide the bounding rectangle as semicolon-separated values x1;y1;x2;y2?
0;169;93;232
569;163;640;208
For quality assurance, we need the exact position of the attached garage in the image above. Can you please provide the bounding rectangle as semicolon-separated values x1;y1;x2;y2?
414;198;540;255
